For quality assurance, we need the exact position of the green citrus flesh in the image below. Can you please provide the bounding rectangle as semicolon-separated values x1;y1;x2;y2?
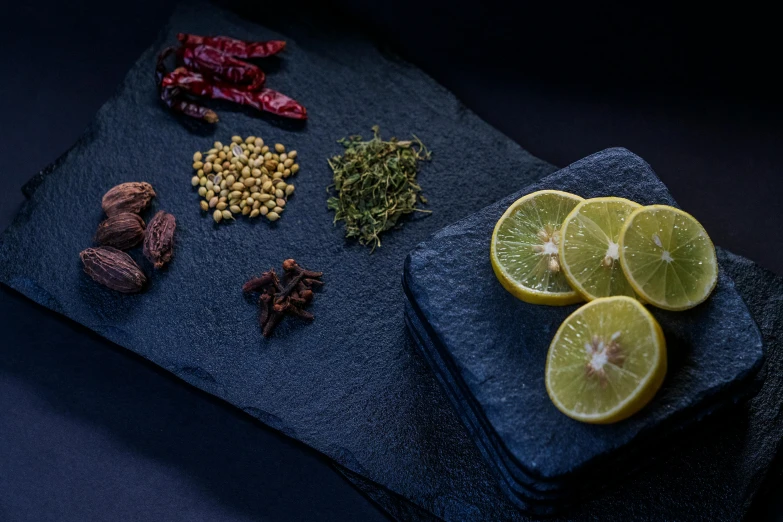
491;190;583;305
560;197;641;300
545;296;666;424
620;205;718;311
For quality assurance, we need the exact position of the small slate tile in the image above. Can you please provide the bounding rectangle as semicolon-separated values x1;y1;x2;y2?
403;148;765;510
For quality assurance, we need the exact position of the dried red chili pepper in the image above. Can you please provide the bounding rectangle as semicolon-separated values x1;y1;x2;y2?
177;33;286;58
157;47;218;123
162;68;307;120
160;86;219;123
179;45;265;90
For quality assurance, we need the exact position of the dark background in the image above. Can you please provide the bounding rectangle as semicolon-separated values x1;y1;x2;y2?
1;1;781;520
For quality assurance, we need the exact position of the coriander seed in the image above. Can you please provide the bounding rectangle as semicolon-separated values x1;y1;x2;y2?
192;136;301;225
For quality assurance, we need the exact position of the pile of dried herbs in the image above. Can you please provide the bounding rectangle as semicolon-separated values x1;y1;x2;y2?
327;126;431;251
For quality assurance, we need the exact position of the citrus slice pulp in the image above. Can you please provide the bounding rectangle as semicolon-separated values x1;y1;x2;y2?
620;205;718;311
491;190;584;305
545;296;667;424
560;197;642;300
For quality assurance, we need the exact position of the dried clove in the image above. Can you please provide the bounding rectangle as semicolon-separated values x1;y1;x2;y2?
242;271;280;293
94;212;146;250
143;210;176;269
243;259;323;337
80;246;147;293
102;182;156;217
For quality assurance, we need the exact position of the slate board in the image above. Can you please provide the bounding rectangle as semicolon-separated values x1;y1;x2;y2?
1;1;782;521
402;148;765;513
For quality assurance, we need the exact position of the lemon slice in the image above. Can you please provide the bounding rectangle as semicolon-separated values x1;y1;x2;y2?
619;205;718;311
560;197;642;300
491;190;584;305
545;296;667;424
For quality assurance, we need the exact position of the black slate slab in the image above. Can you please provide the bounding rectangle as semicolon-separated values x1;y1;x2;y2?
1;2;782;521
402;148;765;512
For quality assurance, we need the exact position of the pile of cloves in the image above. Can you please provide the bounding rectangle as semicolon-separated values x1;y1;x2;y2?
80;182;177;293
243;259;323;337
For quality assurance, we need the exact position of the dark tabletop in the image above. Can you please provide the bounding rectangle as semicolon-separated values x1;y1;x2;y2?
1;1;781;521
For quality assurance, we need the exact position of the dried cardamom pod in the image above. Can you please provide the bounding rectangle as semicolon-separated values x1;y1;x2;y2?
143;210;176;269
102;182;156;217
80;246;147;293
94;212;145;250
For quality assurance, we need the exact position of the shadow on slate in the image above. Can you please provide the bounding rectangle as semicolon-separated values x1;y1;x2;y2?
403;148;765;514
0;1;781;520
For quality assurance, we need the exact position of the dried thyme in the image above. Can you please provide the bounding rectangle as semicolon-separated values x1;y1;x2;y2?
327;126;431;251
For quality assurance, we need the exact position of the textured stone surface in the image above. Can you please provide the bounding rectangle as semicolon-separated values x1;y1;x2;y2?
0;2;781;520
403;148;765;512
0;1;554;520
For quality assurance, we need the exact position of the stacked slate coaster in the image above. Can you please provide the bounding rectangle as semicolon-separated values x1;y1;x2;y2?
403;148;766;514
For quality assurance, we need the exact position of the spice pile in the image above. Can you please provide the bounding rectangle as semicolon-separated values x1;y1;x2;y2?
80;182;176;293
192;135;299;223
157;33;307;123
243;259;323;337
327;126;431;251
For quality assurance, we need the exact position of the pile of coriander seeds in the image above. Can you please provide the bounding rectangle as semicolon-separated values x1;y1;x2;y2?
191;135;299;223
